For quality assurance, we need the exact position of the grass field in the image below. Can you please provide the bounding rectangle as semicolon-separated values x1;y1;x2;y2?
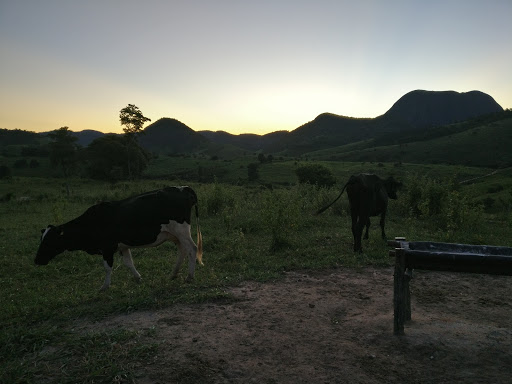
1;161;511;382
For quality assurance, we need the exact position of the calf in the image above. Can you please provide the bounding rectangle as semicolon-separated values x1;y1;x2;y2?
35;186;203;290
317;174;401;252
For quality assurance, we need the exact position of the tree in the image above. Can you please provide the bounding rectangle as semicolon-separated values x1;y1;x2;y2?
85;135;148;180
119;104;151;178
119;104;151;139
47;127;79;177
295;164;336;188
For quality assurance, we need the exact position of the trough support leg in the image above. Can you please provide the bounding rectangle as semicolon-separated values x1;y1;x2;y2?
393;248;407;335
404;269;412;322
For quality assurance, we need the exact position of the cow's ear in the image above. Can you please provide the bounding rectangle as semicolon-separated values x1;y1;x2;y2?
60;230;64;236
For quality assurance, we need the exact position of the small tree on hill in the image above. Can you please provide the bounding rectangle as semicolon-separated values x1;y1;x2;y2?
119;104;151;139
119;104;151;178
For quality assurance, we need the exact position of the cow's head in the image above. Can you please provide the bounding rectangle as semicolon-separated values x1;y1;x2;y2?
384;177;402;200
35;225;66;265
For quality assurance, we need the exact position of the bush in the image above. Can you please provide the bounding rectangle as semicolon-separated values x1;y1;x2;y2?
295;164;336;188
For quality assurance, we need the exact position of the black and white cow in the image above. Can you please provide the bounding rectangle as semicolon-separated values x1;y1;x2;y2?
316;174;402;252
35;186;203;290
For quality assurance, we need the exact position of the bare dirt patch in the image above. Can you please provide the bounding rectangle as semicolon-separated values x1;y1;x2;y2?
82;267;512;383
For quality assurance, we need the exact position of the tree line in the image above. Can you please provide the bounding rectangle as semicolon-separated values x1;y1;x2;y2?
4;104;152;181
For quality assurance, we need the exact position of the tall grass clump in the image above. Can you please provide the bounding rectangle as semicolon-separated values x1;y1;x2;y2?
202;179;235;217
260;188;301;252
396;174;484;241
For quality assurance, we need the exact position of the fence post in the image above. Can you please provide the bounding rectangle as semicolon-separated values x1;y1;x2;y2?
393;247;407;335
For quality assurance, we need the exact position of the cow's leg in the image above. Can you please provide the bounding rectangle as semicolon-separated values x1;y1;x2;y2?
354;218;365;253
120;248;142;283
171;241;186;280
380;212;387;239
101;253;114;291
364;218;370;239
352;215;365;253
350;208;360;252
173;239;198;282
184;240;198;282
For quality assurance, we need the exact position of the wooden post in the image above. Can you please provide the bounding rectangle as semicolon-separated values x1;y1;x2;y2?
393;247;407;335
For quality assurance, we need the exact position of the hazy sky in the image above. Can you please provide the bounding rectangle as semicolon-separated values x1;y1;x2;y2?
1;0;511;135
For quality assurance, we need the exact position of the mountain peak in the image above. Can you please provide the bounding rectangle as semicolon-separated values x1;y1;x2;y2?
139;117;209;153
384;89;503;128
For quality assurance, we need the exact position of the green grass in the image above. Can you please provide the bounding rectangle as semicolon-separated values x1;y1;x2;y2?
1;164;512;382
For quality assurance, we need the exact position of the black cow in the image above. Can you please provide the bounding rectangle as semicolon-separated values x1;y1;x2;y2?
35;186;203;290
316;174;401;252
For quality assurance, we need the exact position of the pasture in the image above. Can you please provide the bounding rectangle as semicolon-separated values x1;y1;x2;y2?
1;162;512;382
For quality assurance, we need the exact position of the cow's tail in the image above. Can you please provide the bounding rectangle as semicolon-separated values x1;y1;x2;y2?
195;204;204;266
315;181;349;215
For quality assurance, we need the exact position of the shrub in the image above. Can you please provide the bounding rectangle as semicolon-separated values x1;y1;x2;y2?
395;174;484;239
295;164;336;188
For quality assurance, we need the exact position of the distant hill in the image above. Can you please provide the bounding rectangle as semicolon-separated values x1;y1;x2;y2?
1;89;506;166
71;130;105;147
199;130;288;152
138;118;245;159
268;90;503;155
200;89;503;156
383;90;503;129
139;118;210;153
308;114;512;168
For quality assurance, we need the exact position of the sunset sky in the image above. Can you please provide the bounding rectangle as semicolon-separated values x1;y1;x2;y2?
1;0;511;135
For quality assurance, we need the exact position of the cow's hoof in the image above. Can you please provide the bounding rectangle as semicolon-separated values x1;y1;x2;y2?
185;276;194;283
99;285;109;292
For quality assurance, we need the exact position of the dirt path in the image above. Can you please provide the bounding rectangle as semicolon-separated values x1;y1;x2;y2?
87;267;512;383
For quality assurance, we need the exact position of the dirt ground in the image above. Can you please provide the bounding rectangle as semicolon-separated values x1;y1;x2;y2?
87;267;512;383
